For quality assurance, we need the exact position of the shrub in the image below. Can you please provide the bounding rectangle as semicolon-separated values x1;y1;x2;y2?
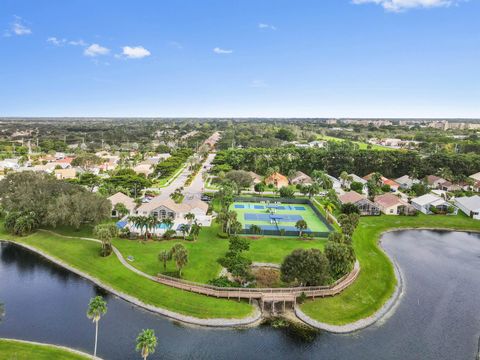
163;229;176;240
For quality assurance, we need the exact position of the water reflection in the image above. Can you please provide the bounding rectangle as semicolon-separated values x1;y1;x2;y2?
0;232;479;360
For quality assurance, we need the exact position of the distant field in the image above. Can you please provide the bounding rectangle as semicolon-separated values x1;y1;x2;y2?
318;135;393;151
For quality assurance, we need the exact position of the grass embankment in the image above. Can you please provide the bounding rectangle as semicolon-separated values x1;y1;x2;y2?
0;227;253;319
113;223;327;283
300;213;480;325
0;339;89;360
45;223;327;283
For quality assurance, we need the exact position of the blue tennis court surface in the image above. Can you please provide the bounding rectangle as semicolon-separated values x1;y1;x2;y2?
245;224;312;232
235;204;265;210
244;213;303;222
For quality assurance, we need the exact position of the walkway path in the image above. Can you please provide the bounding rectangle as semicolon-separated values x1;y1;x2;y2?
38;230;360;304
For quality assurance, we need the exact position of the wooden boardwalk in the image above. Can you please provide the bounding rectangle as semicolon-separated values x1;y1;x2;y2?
40;230;360;307
153;261;360;304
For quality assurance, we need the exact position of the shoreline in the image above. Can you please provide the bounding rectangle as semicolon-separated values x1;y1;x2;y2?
0;338;101;359
294;227;480;333
2;240;262;328
5;227;479;332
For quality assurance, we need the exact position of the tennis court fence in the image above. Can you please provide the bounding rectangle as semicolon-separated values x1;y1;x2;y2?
234;196;334;237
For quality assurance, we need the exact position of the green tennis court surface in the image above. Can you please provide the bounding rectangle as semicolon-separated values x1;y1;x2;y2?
230;201;331;234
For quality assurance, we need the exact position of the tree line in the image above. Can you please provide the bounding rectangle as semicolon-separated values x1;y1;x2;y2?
212;145;480;179
0;172;111;235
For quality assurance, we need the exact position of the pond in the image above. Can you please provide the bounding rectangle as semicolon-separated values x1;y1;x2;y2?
1;230;479;359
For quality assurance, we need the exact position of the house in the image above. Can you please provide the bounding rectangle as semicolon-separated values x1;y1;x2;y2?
470;172;480;182
289;171;313;186
339;191;380;216
308;140;326;148
411;194;453;214
136;197;209;223
326;174;342;191
454;196;480;220
0;158;20;170
133;163;154;177
54;168;77;180
395;175;419;190
265;172;289;189
108;192;137;217
425;175;447;189
248;171;263;185
363;173;400;192
347;174;368;195
438;181;462;192
374;193;415;215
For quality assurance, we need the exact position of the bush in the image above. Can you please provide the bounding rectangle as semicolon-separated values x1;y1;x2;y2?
163;229;176;240
207;276;239;287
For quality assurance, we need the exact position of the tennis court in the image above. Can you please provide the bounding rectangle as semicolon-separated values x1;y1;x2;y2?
230;200;331;236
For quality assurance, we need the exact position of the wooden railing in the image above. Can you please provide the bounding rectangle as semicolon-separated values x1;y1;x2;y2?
153;261;360;302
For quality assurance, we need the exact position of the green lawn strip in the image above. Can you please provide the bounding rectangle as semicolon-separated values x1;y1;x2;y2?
0;340;89;360
300;213;480;325
1;229;253;319
152;164;186;188
113;223;327;281
113;224;228;283
246;236;327;264
317;134;392;151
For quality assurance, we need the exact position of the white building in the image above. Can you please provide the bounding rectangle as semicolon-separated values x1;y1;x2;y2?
395;175;420;190
454;196;480;220
411;194;452;215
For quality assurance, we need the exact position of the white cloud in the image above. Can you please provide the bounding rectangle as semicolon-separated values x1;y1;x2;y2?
69;39;87;46
258;23;277;30
121;46;151;59
84;43;110;57
4;16;31;37
213;47;233;54
47;37;67;46
352;0;461;11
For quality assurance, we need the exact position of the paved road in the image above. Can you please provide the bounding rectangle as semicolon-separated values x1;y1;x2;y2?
184;152;216;200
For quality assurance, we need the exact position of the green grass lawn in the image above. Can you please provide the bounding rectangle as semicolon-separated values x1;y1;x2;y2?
318;134;393;151
230;202;330;233
113;223;327;282
0;340;89;360
300;213;480;325
0;227;253;319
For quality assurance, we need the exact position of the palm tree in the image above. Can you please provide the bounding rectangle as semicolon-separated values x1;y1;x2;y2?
230;220;243;235
226;211;238;234
179;224;189;240
147;216;160;239
339;171;353;188
86;296;107;358
135;329;157;360
307;183;320;199
249;224;261;235
163;217;174;230
190;221;202;241
295;219;308;237
184;212;195;225
171;243;188;277
216;210;229;232
158;250;171;272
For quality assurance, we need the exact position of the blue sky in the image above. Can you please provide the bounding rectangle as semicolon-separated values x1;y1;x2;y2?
1;0;479;118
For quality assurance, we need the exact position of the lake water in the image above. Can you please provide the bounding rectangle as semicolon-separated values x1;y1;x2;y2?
1;230;479;359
